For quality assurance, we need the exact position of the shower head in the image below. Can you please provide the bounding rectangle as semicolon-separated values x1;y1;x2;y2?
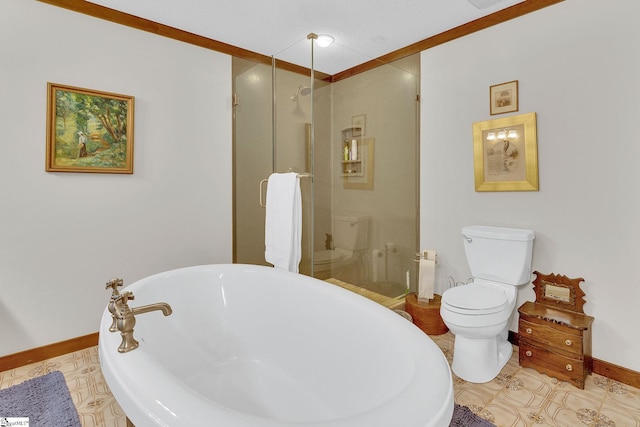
291;85;311;101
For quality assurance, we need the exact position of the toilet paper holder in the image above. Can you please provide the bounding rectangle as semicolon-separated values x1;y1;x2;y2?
414;251;437;262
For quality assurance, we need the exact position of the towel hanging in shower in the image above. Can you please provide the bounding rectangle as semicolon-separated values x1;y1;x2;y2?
264;172;302;273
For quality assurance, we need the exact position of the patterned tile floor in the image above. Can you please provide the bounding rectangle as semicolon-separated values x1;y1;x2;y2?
430;333;640;427
1;333;639;426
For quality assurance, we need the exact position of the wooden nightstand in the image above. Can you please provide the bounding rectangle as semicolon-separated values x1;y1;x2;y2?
517;272;594;389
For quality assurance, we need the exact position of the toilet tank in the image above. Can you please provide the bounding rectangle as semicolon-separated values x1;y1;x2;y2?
462;225;535;285
333;215;370;250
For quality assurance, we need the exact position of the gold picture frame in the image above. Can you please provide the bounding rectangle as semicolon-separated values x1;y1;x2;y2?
46;83;134;174
472;112;538;192
490;80;518;115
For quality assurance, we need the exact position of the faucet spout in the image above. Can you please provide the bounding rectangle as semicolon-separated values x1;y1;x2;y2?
132;303;173;317
111;291;173;353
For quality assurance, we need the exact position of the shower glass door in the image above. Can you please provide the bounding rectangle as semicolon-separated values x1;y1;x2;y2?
232;48;318;273
232;58;272;266
325;55;420;301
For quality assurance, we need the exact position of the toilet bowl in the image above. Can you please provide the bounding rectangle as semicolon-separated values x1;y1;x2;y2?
314;249;345;266
313;215;369;277
441;279;515;383
313;249;350;276
440;226;534;383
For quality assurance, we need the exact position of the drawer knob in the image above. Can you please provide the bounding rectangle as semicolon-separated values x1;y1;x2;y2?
525;350;532;357
565;339;572;346
566;364;573;371
525;328;532;334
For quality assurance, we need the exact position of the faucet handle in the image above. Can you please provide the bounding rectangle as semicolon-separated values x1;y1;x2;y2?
113;291;135;312
115;291;135;302
105;278;124;293
113;291;136;320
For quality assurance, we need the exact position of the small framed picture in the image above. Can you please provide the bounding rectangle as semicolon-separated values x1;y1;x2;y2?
489;80;518;115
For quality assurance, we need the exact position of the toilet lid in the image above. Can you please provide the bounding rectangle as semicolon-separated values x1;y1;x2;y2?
314;250;344;265
443;285;508;314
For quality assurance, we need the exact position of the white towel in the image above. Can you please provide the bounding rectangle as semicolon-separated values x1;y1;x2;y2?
264;172;302;272
418;250;436;302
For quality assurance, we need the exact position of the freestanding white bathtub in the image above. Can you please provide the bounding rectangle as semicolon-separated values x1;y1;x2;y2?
99;264;454;427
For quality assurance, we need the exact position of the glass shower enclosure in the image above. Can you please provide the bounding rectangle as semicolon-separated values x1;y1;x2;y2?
233;39;420;305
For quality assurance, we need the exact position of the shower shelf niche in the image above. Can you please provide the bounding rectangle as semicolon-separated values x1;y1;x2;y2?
341;159;364;177
340;126;364;177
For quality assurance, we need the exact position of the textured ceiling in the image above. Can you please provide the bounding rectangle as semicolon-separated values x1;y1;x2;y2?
87;0;525;75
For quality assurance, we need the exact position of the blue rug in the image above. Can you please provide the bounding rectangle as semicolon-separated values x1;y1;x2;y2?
450;403;496;426
0;370;81;427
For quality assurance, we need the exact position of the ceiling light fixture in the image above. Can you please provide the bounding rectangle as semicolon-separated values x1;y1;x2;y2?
316;34;335;48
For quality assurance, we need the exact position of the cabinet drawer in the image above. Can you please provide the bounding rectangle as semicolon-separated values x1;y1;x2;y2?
519;339;586;389
519;318;583;356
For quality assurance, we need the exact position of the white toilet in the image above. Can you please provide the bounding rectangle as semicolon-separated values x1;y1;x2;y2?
440;225;535;383
314;214;369;278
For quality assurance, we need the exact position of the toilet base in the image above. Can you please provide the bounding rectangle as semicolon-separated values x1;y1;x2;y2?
451;334;512;383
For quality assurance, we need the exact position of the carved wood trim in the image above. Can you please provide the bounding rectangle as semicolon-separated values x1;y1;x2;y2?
36;0;333;80
330;0;565;82
532;271;587;314
36;0;564;82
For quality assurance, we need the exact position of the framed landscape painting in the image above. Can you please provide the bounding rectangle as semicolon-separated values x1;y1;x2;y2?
46;83;134;173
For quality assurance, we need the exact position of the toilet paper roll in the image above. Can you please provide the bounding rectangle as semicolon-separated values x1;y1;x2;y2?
372;249;382;282
418;250;436;302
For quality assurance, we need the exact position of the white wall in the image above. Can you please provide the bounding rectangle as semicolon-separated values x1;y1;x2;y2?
0;0;232;356
421;0;640;371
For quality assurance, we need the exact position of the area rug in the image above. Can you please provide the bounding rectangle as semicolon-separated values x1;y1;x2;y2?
450;403;496;426
0;370;81;427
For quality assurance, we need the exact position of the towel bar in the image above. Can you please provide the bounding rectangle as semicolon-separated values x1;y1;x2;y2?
259;178;268;207
259;173;313;208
